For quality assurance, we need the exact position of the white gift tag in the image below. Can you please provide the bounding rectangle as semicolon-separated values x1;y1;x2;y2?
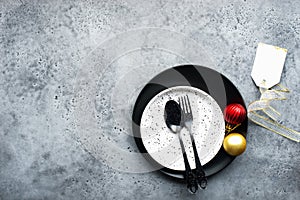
251;43;287;89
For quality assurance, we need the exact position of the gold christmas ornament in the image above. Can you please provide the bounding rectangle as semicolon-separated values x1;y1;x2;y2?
223;133;246;156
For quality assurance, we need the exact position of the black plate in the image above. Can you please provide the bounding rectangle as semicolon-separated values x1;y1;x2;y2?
132;65;248;178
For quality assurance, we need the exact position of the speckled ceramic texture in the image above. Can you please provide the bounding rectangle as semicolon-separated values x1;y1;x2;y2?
140;86;225;170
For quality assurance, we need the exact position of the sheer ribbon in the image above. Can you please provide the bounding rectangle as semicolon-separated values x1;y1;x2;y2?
248;84;300;142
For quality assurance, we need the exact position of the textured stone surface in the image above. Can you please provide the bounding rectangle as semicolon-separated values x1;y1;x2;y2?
0;0;299;199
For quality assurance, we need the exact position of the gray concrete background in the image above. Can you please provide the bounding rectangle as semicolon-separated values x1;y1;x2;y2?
0;0;299;199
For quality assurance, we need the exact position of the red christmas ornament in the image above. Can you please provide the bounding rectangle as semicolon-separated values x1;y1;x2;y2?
224;104;247;125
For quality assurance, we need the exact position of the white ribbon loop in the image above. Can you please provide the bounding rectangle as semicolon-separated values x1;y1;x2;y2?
248;84;300;143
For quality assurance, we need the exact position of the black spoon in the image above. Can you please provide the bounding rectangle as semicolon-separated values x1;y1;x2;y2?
164;100;198;194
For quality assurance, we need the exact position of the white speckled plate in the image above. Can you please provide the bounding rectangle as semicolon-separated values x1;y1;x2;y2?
140;86;225;171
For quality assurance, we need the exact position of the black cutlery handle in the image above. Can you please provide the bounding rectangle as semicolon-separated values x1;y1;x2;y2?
178;132;198;193
189;130;207;189
186;170;198;193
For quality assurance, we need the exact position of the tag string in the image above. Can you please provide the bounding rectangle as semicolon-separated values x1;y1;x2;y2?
248;84;300;142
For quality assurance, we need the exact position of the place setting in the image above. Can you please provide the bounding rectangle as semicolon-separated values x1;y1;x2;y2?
132;65;248;193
